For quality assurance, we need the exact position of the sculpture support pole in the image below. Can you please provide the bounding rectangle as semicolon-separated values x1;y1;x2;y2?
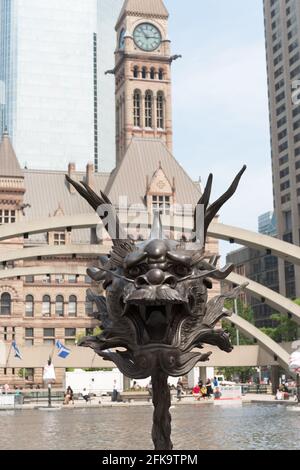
151;369;173;450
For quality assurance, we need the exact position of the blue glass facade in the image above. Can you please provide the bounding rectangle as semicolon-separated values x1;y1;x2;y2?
0;0;122;171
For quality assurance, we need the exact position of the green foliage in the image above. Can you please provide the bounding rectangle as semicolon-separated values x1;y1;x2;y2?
222;299;255;345
260;312;299;343
217;367;257;383
76;327;102;343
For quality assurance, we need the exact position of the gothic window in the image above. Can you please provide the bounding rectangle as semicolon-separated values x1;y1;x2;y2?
142;67;147;79
145;91;153;128
133;66;139;78
157;92;164;129
158;69;164;80
68;295;77;317
0;293;11;315
85;294;94;316
42;295;51;317
0;210;16;224
150;67;155;79
133;90;141;127
55;295;64;317
25;295;34;317
152;195;170;215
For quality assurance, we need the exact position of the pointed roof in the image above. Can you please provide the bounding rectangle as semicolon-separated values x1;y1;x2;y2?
117;0;169;27
105;138;201;206
0;130;24;178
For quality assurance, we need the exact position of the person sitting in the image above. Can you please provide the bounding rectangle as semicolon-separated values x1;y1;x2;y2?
192;384;200;400
214;387;222;399
64;386;74;405
81;388;90;403
200;384;208;399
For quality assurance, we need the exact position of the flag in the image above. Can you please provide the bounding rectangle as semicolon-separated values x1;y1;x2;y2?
56;340;70;359
12;341;22;360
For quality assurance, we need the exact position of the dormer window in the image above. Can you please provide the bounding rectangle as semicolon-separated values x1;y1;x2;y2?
0;209;16;224
54;232;66;245
152;195;170;215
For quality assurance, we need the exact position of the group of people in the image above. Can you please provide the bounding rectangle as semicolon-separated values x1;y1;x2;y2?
176;376;221;401
192;378;217;400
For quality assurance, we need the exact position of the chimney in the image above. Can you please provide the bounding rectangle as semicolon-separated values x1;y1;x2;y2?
68;163;76;193
86;162;95;188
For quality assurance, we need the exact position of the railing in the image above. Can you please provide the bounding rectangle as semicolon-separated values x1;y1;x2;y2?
240;384;272;395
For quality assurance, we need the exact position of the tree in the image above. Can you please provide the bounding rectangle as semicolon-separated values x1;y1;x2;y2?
260;313;299;343
222;299;255;345
217;366;257;383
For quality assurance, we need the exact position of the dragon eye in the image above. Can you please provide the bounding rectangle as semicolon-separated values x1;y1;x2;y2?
172;265;190;277
128;264;147;278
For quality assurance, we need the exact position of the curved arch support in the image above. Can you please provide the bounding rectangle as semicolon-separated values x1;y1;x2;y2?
226;272;300;326
229;313;291;372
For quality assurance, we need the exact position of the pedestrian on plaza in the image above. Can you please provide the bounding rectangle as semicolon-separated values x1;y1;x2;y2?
176;379;183;401
147;380;152;398
213;376;219;388
112;380;119;402
206;379;213;398
4;383;9;395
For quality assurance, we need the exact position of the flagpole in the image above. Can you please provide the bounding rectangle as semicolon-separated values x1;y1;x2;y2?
5;341;13;369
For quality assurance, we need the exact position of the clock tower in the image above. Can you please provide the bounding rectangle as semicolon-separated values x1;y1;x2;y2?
115;0;173;164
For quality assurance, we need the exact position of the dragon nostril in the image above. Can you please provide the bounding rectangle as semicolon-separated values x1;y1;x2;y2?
134;276;149;289
164;275;177;289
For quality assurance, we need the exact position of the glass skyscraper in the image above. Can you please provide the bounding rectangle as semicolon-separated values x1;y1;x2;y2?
0;0;122;172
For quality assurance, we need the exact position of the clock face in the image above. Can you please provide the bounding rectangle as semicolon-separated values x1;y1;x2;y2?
119;28;125;50
133;23;162;52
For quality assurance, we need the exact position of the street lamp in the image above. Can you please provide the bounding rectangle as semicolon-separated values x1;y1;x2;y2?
66;166;246;450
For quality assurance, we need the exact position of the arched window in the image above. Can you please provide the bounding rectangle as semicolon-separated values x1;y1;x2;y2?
145;91;153;128
25;295;34;317
85;295;94;316
55;295;64;317
0;293;11;315
158;68;164;80
142;67;147;79
42;295;51;317
157;92;164;129
133;66;139;78
150;68;155;79
68;295;77;317
133;90;141;127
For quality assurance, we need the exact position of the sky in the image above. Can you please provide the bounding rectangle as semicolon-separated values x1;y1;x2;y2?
164;0;273;258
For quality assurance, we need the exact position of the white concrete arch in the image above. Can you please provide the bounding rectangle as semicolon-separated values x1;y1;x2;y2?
1;217;300;266
0;244;108;264
229;313;291;372
227;272;300;326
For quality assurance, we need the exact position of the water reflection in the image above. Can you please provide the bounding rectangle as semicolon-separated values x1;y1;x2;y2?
0;404;299;450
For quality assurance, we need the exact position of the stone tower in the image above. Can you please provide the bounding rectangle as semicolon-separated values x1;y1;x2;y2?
115;0;173;164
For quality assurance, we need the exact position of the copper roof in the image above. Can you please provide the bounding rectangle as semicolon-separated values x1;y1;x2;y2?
105;138;201;207
117;0;169;26
0;131;24;178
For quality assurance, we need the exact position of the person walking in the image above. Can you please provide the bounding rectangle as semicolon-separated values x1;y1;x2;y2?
112;380;119;402
176;379;183;401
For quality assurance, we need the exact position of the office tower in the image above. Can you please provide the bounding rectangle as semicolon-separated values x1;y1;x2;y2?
263;0;300;298
0;0;122;172
226;212;279;327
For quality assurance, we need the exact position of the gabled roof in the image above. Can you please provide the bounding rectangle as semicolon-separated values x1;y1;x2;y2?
0;130;24;178
105;138;201;207
117;0;169;27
